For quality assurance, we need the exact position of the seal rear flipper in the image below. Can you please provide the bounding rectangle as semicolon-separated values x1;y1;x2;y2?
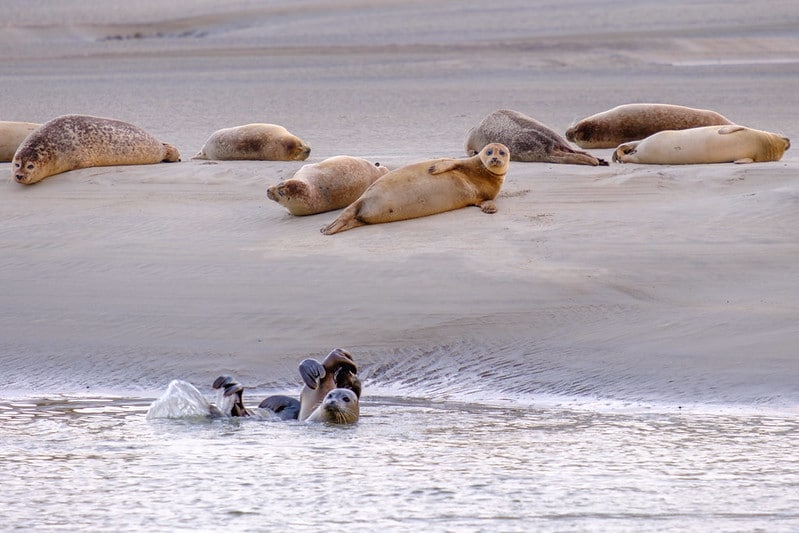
299;358;326;389
320;204;365;235
258;395;301;420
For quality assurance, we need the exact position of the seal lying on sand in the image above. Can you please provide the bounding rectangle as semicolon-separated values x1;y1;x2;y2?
465;109;607;166
0;121;41;162
267;156;389;215
321;143;510;235
193;123;311;161
12;114;180;185
566;103;735;149
612;125;790;164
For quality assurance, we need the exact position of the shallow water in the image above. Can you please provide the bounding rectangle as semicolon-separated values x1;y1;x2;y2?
2;391;798;532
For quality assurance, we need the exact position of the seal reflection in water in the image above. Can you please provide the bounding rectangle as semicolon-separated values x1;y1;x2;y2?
12;114;180;185
210;348;362;425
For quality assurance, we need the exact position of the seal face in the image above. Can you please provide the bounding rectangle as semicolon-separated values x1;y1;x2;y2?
0;121;41;162
12;114;180;185
267;156;389;216
193;123;311;161
465;109;607;166
320;143;510;235
304;388;360;425
612;125;790;164
566;103;735;149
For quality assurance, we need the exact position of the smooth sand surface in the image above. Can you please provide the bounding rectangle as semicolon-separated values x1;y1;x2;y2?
1;1;797;405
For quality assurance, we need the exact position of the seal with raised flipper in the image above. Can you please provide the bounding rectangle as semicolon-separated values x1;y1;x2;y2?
193;123;311;161
612;125;790;164
12;114;180;185
260;348;361;422
267;155;389;216
321;143;510;235
465;109;607;166
566;103;735;149
0;121;41;162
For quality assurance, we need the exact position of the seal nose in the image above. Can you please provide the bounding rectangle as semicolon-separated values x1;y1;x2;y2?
15;174;25;182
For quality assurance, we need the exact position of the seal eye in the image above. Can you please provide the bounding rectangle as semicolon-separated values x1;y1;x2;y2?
499;150;506;156
15;163;20;168
486;149;493;156
343;396;350;402
27;164;34;170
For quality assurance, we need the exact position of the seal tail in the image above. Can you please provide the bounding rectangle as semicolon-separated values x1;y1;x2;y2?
320;204;365;235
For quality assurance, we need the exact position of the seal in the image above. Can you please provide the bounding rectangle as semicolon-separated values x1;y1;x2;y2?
193;123;311;161
297;348;360;421
612;125;790;164
0;121;41;162
267;156;390;216
304;388;360;425
12;114;180;185
465;109;607;166
321;143;510;235
566;103;735;149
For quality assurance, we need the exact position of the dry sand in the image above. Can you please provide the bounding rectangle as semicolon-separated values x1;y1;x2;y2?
1;1;797;405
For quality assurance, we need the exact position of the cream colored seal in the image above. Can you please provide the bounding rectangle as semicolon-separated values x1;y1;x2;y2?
321;143;510;235
566;103;735;149
465;109;607;166
613;124;791;165
304;388;360;424
267;156;389;216
12;114;180;185
612;125;790;165
193;123;310;161
0;121;41;162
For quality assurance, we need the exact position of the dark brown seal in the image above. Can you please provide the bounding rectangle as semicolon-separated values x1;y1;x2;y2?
565;103;735;149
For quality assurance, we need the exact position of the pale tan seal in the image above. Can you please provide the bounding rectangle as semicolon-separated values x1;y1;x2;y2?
612;125;790;164
267;156;389;216
566;103;735;149
465;109;607;166
193;123;311;161
321;143;510;235
304;388;360;425
12;114;180;185
0;121;41;162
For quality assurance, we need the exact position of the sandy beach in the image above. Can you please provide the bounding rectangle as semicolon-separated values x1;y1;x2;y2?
1;0;798;407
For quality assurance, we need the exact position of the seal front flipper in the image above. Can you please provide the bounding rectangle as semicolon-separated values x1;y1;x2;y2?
477;200;498;214
299;359;326;389
259;395;301;420
428;159;460;175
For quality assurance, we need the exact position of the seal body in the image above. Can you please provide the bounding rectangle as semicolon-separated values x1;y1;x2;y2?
321;143;510;235
612;125;790;164
304;388;360;425
566;103;735;149
465;109;607;166
193;123;311;161
12;114;180;185
0;121;41;162
267;156;389;215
